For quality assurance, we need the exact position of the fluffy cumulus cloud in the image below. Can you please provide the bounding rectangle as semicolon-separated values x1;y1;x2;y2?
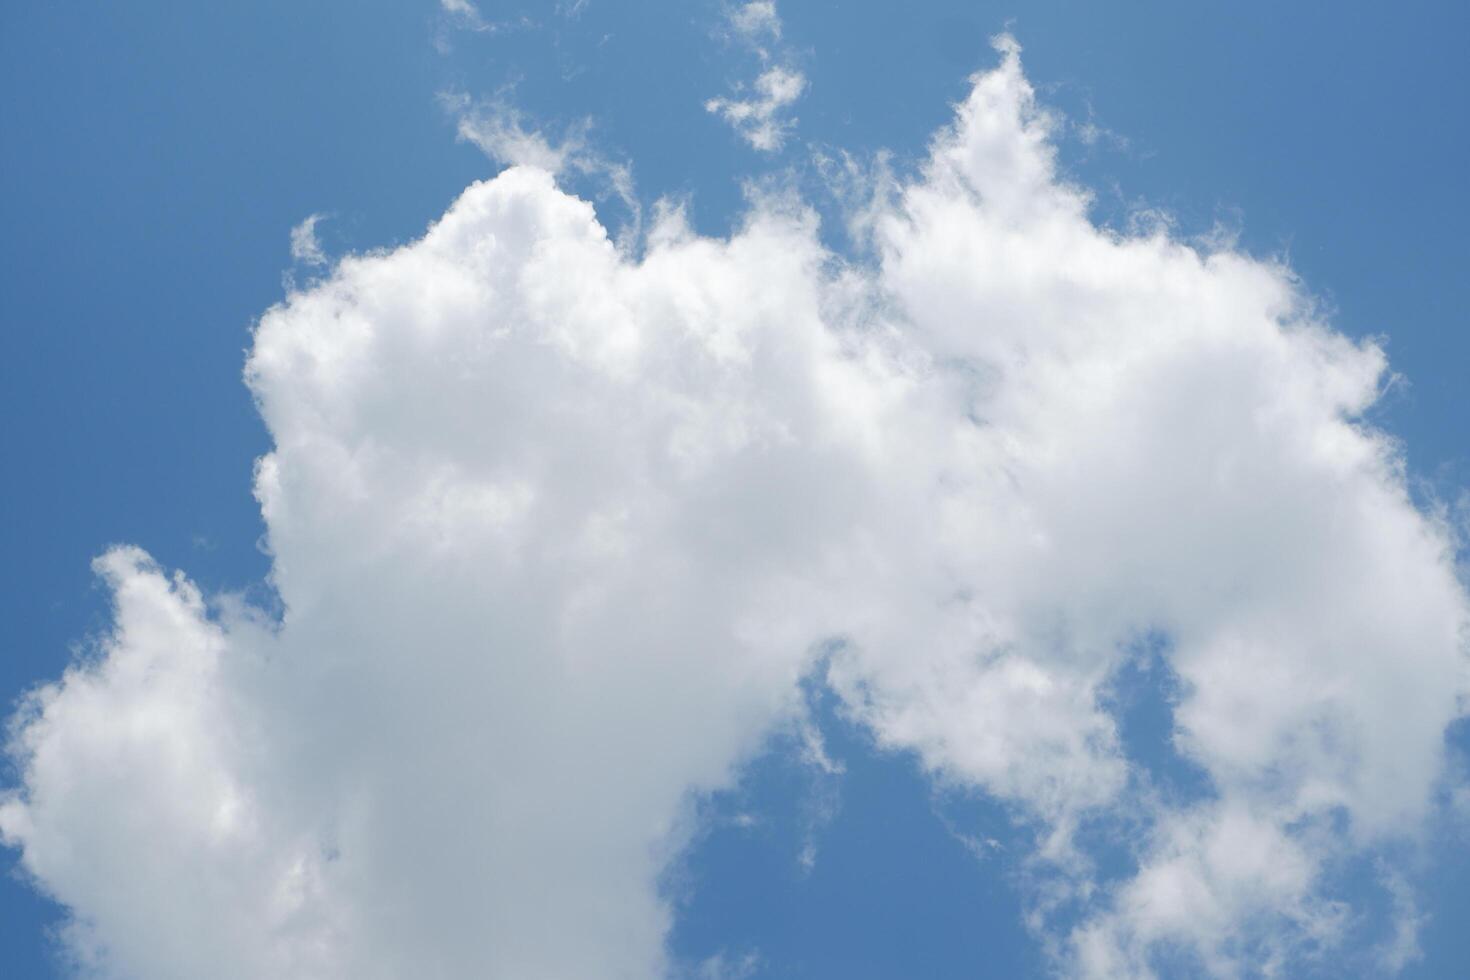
3;37;1467;979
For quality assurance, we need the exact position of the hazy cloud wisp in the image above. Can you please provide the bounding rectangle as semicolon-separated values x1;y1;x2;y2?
705;2;807;152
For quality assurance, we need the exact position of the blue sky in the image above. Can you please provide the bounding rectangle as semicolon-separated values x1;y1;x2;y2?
2;2;1467;977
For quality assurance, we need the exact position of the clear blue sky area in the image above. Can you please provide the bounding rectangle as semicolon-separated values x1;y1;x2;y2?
2;2;1466;976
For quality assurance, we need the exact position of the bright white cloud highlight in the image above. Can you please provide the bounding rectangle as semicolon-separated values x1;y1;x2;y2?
705;2;806;151
2;35;1466;980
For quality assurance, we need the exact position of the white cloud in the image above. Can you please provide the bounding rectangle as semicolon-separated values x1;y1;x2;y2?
705;66;807;154
827;37;1468;974
1375;864;1427;973
434;0;534;50
706;3;806;152
728;1;780;44
696;949;762;980
444;94;639;233
2;35;1466;980
444;94;577;173
558;0;590;21
439;0;490;32
289;213;328;267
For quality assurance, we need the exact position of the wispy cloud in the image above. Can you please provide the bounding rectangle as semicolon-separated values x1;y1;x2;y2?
439;0;491;32
434;0;535;52
705;2;807;151
440;93;640;239
288;213;328;267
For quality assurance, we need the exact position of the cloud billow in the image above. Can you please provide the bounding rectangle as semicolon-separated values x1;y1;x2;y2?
3;37;1465;979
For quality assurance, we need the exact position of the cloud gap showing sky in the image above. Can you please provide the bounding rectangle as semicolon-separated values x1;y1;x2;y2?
2;27;1467;980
